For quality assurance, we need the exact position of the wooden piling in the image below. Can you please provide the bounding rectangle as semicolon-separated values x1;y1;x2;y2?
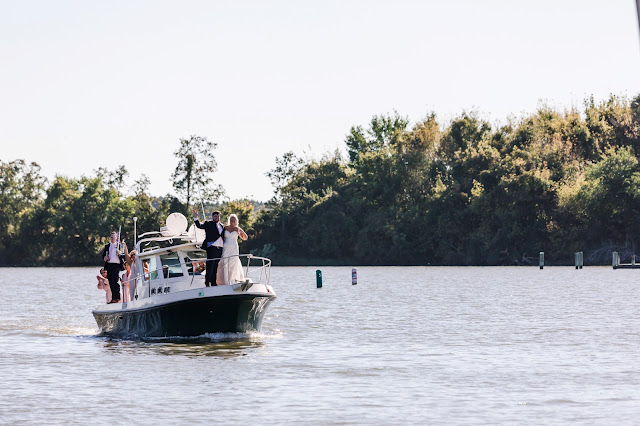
539;252;544;269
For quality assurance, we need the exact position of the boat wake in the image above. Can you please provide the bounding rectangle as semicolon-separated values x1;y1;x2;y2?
0;319;100;338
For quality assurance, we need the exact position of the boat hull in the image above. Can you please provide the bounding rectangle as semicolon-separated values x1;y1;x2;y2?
93;293;275;338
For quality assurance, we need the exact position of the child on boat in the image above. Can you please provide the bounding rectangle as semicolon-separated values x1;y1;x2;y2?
96;268;112;303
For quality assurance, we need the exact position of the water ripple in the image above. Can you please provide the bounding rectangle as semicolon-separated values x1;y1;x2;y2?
1;266;640;424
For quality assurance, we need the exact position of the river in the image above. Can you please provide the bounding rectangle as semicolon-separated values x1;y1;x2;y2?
0;266;638;424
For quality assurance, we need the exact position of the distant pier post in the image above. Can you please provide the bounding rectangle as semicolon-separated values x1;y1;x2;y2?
539;252;544;269
612;252;619;269
575;252;578;269
633;255;636;266
352;268;357;285
579;251;583;269
316;270;322;288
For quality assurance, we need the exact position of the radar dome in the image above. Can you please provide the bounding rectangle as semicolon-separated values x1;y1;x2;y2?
165;212;188;236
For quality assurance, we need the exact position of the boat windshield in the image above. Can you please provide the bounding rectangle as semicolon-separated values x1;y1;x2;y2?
160;252;183;278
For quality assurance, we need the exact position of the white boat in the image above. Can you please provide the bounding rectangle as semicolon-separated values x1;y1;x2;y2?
92;213;276;338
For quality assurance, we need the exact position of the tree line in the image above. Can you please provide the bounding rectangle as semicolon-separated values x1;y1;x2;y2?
0;135;258;266
250;94;640;266
2;94;639;266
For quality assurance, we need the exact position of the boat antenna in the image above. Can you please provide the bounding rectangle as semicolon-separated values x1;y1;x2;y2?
133;217;138;248
196;181;206;219
637;0;640;46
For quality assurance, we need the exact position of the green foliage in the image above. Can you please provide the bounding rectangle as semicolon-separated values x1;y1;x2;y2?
247;94;640;265
574;146;640;241
345;112;409;163
266;151;304;201
0;133;233;266
5;96;640;266
0;165;165;266
0;160;47;264
172;135;222;212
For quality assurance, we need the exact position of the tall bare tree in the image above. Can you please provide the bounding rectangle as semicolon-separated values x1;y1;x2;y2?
171;135;221;213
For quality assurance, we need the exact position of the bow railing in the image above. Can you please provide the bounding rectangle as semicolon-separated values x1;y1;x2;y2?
121;254;271;300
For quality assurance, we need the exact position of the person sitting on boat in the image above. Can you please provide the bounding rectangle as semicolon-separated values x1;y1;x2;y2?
194;209;225;287
185;255;205;275
216;214;248;285
96;268;112;303
101;231;125;303
120;263;133;303
193;260;205;273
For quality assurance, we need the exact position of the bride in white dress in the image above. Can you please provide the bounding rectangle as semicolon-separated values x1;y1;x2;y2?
216;214;249;285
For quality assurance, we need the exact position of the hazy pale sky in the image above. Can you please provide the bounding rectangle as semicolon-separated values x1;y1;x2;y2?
1;0;639;201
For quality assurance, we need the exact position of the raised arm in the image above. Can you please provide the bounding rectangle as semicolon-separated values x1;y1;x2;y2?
123;242;131;263
193;209;205;229
237;227;248;241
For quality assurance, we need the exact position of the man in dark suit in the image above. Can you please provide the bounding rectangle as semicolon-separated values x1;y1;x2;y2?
194;210;224;286
101;231;125;303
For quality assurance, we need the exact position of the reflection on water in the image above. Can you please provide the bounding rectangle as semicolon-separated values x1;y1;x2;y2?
96;332;270;357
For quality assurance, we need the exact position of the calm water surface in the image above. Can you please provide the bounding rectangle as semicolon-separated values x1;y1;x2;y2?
0;266;639;424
